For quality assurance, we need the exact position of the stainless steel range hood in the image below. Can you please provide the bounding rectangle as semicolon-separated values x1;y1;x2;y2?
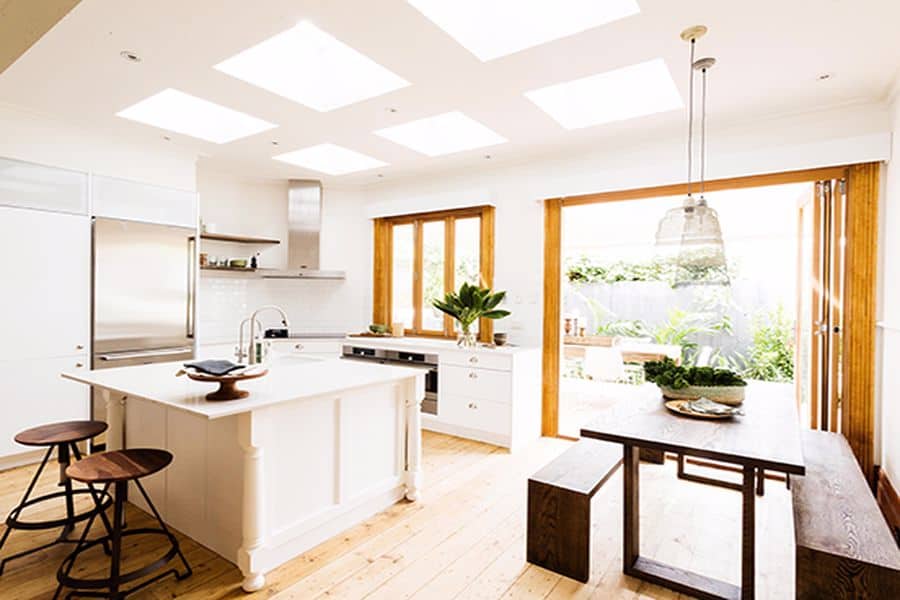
261;179;345;280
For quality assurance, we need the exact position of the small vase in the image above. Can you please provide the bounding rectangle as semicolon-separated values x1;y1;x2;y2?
457;325;477;348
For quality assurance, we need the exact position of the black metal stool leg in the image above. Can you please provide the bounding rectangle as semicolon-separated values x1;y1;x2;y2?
57;443;76;540
134;480;192;579
53;482;111;600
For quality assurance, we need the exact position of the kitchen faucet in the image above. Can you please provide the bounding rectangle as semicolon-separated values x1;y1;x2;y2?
246;305;290;364
236;317;262;362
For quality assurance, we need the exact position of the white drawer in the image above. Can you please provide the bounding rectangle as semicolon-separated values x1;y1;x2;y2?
270;340;342;355
440;395;510;436
441;349;511;371
441;364;512;404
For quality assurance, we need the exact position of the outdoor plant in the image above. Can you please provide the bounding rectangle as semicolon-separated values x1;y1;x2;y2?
729;306;795;382
644;357;746;389
565;255;735;288
432;282;510;347
650;308;732;364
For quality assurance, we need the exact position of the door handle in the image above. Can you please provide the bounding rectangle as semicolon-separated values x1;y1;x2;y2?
98;347;193;361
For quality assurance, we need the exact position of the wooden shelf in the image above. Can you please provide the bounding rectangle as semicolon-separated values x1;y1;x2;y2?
194;232;281;245
200;266;257;273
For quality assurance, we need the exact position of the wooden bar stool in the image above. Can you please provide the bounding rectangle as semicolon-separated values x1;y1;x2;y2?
54;448;192;599
0;420;112;575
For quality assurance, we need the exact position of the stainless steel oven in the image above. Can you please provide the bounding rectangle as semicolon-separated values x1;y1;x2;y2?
341;346;438;415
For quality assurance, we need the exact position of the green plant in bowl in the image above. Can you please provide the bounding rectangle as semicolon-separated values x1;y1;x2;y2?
644;357;747;405
369;323;389;335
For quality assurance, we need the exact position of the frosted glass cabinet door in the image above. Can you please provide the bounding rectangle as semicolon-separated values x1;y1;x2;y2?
0;157;88;214
0;207;91;361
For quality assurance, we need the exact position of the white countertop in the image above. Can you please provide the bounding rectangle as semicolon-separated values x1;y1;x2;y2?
62;357;425;419
342;336;535;355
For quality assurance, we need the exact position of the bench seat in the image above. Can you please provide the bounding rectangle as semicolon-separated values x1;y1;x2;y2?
527;439;622;582
793;430;900;599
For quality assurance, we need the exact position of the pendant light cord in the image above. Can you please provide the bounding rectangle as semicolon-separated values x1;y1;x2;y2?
686;38;696;200
700;65;707;200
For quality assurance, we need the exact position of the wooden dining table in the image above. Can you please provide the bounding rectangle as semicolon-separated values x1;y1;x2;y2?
581;384;805;600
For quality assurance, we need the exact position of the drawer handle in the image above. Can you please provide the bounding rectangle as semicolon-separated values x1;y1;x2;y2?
468;372;478;379
295;344;304;351
76;344;84;350
469;356;478;364
75;362;84;368
467;402;478;409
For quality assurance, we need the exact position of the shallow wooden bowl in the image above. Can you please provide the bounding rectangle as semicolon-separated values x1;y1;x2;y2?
186;369;268;401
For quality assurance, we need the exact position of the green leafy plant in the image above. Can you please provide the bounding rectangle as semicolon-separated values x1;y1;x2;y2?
432;283;510;342
644;357;746;389
729;306;795;382
565;255;734;288
650;308;732;363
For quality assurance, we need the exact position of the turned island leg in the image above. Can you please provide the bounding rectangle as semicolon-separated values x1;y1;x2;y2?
237;412;266;592
404;376;424;502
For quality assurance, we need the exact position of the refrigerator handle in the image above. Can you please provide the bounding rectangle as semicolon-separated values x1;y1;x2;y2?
187;235;196;339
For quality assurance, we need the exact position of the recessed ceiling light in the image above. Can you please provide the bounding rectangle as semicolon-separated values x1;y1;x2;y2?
273;143;388;175
119;50;142;63
375;111;507;157
116;88;277;144
407;0;640;61
524;59;682;130
215;21;409;112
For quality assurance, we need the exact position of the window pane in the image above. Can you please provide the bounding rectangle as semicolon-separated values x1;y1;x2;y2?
421;220;445;331
391;224;414;329
455;217;481;289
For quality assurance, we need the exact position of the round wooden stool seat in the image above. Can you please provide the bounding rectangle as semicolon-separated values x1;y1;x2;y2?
14;420;107;447
67;449;173;484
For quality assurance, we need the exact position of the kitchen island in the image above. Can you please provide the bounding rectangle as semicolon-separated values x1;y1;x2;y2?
63;357;425;592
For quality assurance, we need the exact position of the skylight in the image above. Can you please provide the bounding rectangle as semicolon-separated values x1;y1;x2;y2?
524;59;682;129
214;21;410;112
116;89;276;144
374;111;507;157
407;0;640;61
273;143;387;175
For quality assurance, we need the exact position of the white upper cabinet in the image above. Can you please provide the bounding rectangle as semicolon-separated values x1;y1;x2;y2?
92;175;197;228
0;206;91;361
0;157;88;214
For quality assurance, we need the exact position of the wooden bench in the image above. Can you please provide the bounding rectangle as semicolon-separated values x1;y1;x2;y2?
527;439;623;582
793;430;900;599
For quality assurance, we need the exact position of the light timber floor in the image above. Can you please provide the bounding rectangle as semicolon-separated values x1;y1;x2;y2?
0;432;792;599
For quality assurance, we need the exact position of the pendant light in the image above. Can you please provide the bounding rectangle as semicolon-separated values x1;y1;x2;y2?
655;26;729;287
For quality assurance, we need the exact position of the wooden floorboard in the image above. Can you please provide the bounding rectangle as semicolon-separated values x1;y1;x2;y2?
0;432;793;599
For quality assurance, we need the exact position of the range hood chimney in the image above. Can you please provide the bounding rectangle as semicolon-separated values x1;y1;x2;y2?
261;179;346;280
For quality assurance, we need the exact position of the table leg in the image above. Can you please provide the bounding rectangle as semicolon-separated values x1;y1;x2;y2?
741;465;756;599
623;444;640;573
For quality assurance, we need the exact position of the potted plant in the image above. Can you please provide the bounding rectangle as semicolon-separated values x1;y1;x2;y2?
644;357;747;405
432;282;510;348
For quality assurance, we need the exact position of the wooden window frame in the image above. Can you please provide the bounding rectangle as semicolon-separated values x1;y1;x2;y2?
373;205;495;342
542;164;881;485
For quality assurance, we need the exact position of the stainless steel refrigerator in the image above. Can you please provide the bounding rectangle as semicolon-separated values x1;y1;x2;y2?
91;217;196;420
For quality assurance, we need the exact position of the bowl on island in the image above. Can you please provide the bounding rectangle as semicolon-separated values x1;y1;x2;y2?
658;384;745;406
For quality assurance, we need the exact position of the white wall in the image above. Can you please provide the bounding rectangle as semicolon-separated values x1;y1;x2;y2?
879;96;900;486
195;170;371;344
364;102;893;349
0;103;196;191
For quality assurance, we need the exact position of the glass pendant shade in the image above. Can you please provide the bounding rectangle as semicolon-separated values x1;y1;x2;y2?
655;195;729;287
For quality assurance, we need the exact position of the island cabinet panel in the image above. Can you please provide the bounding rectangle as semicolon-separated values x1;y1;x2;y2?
114;378;415;583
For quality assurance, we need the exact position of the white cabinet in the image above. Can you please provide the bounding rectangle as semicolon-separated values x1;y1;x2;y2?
0;157;88;214
0;356;90;459
434;349;540;451
92;175;197;228
0;207;90;361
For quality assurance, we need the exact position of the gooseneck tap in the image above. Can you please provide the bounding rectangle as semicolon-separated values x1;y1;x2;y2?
246;305;290;364
236;317;262;362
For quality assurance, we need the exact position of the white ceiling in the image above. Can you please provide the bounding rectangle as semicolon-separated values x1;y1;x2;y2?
1;0;898;185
